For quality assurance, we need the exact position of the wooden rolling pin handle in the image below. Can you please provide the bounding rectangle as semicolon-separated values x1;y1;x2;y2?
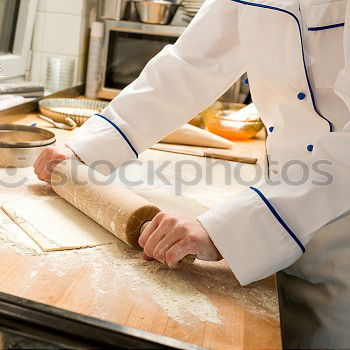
140;221;196;265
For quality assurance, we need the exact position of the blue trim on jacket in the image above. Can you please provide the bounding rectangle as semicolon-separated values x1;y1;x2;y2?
230;0;333;132
95;113;138;158
250;187;306;253
308;22;345;31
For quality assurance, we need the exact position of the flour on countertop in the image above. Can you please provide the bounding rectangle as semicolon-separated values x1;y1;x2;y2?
0;189;278;325
0;225;278;325
88;244;222;324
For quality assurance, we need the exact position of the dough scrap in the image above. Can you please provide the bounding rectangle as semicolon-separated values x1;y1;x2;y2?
1;196;118;252
0;207;41;254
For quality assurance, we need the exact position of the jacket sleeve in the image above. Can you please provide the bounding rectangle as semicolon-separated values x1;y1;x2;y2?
198;3;350;285
66;0;245;172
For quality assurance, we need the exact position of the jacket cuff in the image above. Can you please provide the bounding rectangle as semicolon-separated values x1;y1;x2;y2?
197;187;303;285
66;115;137;175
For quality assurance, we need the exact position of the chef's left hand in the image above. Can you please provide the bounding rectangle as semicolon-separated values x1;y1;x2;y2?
138;212;222;267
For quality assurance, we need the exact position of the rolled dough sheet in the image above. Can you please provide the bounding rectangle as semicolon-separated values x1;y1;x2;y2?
1;191;207;252
1;196;119;252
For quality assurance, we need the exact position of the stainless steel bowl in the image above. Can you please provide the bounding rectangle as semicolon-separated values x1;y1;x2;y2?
0;124;56;168
133;0;181;24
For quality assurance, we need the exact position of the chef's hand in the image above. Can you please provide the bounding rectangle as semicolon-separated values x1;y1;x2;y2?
138;212;222;267
34;146;76;182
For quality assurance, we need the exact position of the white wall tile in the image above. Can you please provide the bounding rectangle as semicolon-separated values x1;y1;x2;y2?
37;0;46;12
30;0;97;87
30;51;42;83
42;13;83;56
38;0;84;14
32;11;44;52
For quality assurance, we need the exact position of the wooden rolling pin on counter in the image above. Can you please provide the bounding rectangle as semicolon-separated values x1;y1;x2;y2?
152;143;257;164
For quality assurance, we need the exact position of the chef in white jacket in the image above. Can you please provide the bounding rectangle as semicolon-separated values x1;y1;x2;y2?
34;0;350;347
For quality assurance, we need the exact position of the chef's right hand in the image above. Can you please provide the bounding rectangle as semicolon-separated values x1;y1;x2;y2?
34;146;76;182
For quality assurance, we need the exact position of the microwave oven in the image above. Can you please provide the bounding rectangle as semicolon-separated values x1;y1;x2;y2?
98;20;186;100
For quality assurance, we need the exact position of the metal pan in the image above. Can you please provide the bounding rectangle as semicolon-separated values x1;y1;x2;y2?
0;124;55;148
0;124;56;168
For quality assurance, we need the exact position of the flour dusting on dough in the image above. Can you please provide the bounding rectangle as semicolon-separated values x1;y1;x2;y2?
1;196;118;251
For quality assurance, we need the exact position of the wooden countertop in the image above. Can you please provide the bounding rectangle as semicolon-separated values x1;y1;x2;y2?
0;112;281;349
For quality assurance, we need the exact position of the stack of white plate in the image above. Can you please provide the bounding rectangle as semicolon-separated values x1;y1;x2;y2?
182;0;204;21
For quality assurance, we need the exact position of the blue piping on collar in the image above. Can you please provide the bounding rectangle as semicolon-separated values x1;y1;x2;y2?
308;22;344;31
250;186;305;253
95;113;138;158
230;0;333;132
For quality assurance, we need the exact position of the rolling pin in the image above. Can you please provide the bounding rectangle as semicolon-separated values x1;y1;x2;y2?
51;160;195;263
151;143;257;164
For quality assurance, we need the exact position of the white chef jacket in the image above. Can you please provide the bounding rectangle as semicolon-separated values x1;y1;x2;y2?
67;0;350;285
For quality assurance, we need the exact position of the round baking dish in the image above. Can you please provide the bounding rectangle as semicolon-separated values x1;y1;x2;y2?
39;98;109;126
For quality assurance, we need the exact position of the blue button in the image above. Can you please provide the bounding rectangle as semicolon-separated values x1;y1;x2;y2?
268;126;274;132
307;144;314;152
297;92;306;100
244;78;249;85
